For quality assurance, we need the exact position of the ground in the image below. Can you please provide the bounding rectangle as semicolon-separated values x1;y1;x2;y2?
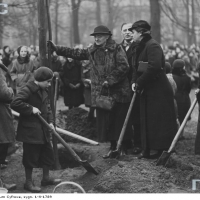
2;89;200;193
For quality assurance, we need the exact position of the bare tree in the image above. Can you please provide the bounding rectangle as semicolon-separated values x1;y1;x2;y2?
95;0;102;25
150;0;161;43
71;0;82;45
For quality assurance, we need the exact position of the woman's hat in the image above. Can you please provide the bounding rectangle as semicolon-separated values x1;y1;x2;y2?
34;67;54;82
90;25;112;36
129;20;151;31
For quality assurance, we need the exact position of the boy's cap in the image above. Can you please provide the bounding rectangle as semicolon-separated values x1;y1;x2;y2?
34;67;54;82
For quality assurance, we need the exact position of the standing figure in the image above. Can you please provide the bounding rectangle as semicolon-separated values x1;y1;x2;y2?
60;58;84;109
11;67;61;193
120;22;141;154
172;59;191;125
10;46;37;94
129;20;177;159
0;61;16;191
47;25;132;157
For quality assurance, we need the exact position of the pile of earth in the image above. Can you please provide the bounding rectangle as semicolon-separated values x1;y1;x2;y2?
4;92;200;193
56;107;97;143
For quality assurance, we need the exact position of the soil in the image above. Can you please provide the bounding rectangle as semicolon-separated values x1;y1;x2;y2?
2;89;200;194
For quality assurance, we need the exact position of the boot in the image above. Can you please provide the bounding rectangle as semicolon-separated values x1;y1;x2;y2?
24;180;41;193
3;183;16;191
41;178;61;186
137;149;150;159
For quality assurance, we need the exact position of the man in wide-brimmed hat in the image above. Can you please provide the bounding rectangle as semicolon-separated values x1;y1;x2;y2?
47;25;133;158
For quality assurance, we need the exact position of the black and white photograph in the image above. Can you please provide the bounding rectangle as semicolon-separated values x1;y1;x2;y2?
0;0;200;197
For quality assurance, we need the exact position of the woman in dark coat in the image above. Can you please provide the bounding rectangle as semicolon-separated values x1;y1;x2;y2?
129;20;177;158
0;61;16;191
60;58;84;109
172;59;191;125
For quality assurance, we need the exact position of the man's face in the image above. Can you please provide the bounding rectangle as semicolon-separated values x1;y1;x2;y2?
94;34;109;46
38;79;52;89
121;24;133;41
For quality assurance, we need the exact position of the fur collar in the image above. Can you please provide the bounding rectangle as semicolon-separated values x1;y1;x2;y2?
88;38;117;55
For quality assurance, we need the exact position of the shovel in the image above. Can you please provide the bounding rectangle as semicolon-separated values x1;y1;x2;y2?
36;113;98;175
156;97;197;166
110;92;137;158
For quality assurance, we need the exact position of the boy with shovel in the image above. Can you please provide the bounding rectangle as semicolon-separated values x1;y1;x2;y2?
11;67;61;193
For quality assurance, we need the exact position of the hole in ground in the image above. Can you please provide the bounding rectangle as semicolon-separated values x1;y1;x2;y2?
58;148;94;169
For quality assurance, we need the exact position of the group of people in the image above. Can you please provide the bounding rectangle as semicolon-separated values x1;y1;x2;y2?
0;19;199;193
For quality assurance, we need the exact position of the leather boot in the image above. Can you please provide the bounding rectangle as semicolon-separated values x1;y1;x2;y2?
41;178;61;186
137;149;150;159
24;180;41;193
3;183;16;191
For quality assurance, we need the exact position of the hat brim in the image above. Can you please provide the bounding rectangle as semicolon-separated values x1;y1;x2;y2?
90;32;112;36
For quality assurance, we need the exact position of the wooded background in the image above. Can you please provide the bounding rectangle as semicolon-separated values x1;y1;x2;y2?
0;0;200;48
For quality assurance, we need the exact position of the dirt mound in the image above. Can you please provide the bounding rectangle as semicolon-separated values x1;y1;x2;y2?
56;107;97;143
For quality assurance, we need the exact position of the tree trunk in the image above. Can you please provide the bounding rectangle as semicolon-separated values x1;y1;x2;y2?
106;0;114;31
191;0;195;44
37;0;47;66
0;0;3;47
55;0;59;44
186;0;191;46
71;0;81;45
95;0;101;25
149;0;161;43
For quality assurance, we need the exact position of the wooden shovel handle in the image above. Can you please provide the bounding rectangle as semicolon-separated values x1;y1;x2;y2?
117;92;137;149
36;114;81;162
168;98;197;152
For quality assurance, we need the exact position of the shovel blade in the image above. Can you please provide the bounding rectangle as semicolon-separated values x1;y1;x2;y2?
79;160;98;175
156;151;171;166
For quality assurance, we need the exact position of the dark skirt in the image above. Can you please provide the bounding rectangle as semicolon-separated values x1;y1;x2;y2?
96;102;133;142
195;115;200;155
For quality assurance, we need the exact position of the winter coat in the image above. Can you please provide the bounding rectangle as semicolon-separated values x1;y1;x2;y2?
172;73;191;124
134;34;177;150
11;81;53;144
0;68;15;143
10;59;36;92
55;38;131;107
60;59;84;107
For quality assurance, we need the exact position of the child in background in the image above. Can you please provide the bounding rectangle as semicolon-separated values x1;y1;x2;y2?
11;67;61;193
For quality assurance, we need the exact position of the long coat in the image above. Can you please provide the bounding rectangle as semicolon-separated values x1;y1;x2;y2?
56;38;132;107
11;81;53;144
0;68;15;143
10;59;36;91
60;59;84;107
133;35;177;150
172;73;191;124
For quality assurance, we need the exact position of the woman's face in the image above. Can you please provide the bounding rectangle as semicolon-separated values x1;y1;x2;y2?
132;30;142;42
20;46;28;58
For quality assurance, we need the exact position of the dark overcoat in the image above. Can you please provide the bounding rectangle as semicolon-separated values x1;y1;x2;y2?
134;35;177;150
0;68;15;143
11;81;53;144
172;73;191;124
60;59;84;107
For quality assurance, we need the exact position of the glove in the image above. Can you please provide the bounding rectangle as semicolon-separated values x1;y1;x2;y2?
132;83;141;93
47;40;57;53
69;83;76;89
102;81;109;88
195;88;200;103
